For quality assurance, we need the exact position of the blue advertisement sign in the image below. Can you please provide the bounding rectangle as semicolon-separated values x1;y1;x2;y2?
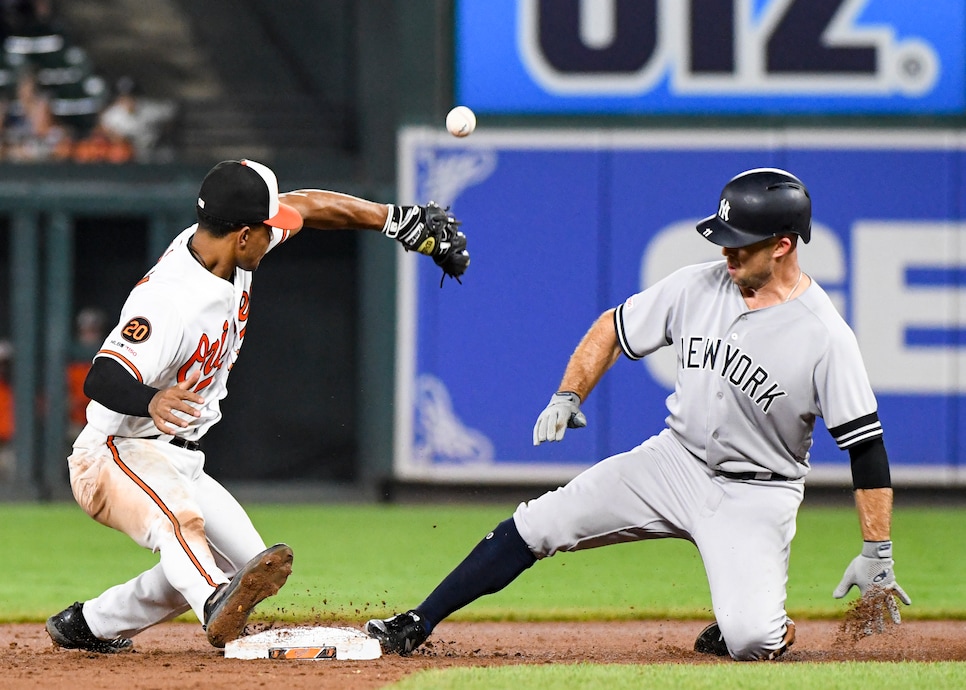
455;0;965;114
395;128;966;486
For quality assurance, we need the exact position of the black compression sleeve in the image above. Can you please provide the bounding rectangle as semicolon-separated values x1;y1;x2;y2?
848;437;892;490
84;357;160;418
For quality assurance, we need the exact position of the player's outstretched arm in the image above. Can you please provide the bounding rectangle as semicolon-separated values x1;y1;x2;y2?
279;190;388;234
557;309;623;402
533;309;623;445
279;190;469;283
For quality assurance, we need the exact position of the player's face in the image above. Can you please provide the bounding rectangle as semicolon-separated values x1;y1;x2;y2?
721;237;781;291
236;223;273;271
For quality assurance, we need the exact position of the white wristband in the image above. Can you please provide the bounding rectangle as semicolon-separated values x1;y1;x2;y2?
382;204;396;236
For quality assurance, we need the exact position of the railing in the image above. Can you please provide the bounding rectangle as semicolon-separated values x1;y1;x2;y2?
1;176;196;498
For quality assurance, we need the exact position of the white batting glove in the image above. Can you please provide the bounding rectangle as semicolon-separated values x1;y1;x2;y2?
833;540;911;625
533;392;586;445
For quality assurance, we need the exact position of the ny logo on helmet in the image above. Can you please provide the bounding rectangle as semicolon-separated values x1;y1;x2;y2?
718;199;730;221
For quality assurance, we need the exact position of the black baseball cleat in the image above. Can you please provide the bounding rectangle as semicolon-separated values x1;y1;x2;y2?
693;621;729;657
46;602;134;654
204;543;294;648
365;610;429;655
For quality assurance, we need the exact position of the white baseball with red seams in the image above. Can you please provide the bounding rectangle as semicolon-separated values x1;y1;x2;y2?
446;106;476;137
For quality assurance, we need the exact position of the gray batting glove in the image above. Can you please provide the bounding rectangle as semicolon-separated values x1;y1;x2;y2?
533;391;587;445
833;540;911;625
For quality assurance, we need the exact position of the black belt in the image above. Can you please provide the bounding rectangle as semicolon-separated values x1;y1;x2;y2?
147;435;201;452
716;468;791;482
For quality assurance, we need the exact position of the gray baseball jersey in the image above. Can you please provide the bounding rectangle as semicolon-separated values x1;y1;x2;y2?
614;259;881;480
513;259;882;659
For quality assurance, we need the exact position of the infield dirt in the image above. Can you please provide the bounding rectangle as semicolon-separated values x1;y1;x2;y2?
2;619;966;689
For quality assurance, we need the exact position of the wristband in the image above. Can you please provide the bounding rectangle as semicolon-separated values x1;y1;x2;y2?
554;391;581;404
381;204;397;236
861;540;892;559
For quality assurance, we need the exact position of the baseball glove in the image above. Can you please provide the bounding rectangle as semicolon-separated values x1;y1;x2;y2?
382;202;470;284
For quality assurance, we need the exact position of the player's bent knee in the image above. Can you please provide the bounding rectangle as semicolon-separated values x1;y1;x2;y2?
512;504;556;559
718;620;789;661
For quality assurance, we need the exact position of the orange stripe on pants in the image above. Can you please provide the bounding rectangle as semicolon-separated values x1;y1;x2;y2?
106;436;218;588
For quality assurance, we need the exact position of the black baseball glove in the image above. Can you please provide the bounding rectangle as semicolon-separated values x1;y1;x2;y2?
382;202;470;284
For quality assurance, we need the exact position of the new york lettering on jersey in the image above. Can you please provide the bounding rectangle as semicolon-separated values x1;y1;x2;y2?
680;336;787;412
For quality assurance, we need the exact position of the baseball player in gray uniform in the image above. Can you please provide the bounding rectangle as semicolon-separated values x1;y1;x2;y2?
45;159;469;654
367;168;909;660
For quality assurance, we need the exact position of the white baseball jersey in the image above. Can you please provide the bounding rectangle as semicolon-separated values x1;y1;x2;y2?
614;259;881;479
86;224;291;440
70;223;292;638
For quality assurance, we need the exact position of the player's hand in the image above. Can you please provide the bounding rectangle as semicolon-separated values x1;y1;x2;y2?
149;371;205;434
833;540;911;625
533;391;586;445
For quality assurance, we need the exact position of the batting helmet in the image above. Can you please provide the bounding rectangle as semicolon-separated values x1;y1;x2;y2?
696;168;811;248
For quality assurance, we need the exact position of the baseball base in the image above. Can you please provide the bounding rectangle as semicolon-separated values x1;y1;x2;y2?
224;626;382;660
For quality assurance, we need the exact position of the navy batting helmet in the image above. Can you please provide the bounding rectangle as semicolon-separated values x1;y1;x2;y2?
696;168;811;248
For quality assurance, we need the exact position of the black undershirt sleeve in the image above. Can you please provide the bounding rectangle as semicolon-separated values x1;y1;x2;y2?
848;436;892;490
84;357;160;418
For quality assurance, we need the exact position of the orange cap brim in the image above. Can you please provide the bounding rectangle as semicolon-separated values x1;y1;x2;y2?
265;202;303;231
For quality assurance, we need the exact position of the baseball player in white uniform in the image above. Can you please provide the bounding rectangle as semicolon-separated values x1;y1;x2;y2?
367;168;910;660
46;159;469;653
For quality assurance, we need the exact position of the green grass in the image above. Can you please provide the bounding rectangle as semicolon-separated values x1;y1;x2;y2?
390;662;966;690
2;501;965;623
7;501;966;688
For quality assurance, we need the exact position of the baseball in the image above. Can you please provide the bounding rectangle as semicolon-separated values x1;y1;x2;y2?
446;106;476;138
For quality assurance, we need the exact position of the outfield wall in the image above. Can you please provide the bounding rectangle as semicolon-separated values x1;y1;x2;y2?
394;127;966;487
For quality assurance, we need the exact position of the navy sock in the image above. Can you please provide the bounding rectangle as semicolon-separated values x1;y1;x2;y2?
415;517;537;632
